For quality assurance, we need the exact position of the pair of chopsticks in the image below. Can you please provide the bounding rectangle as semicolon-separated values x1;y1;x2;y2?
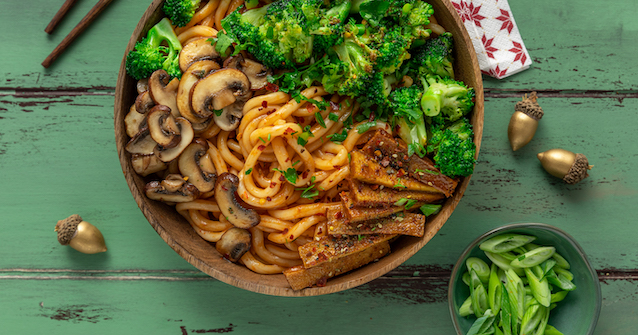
42;0;114;68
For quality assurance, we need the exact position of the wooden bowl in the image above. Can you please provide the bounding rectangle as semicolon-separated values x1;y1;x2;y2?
114;0;484;296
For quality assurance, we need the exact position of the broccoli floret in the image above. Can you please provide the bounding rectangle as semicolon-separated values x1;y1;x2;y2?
221;7;293;69
163;0;201;27
409;32;454;79
390;86;427;156
221;1;318;68
420;75;475;122
311;0;351;57
372;26;413;74
125;18;182;80
427;118;476;177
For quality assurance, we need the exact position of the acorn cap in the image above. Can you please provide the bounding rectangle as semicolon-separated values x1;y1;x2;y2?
55;214;82;245
563;153;590;184
515;92;544;120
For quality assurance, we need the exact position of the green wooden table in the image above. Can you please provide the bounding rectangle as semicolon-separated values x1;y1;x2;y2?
1;0;636;333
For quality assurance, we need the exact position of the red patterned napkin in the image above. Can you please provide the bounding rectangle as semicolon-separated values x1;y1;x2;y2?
451;0;532;79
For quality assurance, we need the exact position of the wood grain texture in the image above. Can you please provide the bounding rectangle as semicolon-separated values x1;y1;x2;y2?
1;0;638;332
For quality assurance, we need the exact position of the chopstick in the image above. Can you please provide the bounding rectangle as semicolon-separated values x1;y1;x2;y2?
42;0;115;68
44;0;79;34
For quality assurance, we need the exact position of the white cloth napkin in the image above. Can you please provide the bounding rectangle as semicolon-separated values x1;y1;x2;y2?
450;0;532;79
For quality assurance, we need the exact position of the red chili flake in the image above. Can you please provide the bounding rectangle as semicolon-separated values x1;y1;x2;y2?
397;169;406;178
267;109;275;115
221;185;228;191
295;116;305;124
258;145;266;151
397;161;403;167
305;252;313;258
270;182;276;188
279;175;285;182
266;196;272;201
403;154;409;161
316;276;328;287
266;82;279;92
318;227;323;233
329;101;339;111
317;252;328;262
302;170;309;179
335;211;343;219
284;127;294;135
333;165;341;169
290;234;295;240
316;212;325;217
262;100;268;108
282;228;289;234
307;104;316;114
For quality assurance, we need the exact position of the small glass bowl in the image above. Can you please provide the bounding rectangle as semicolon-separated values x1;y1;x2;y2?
448;223;601;334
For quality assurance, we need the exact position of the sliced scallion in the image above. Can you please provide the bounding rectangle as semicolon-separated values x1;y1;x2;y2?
510;246;556;268
479;234;536;253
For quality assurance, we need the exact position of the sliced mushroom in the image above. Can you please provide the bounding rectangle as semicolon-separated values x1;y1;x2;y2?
137;78;149;94
223;54;272;90
177;60;220;125
179;37;223;72
156;117;194;162
125;126;157;155
214;172;260;229
135;90;155;114
145;174;199;203
147;105;180;148
213;101;244;131
131;154;167;176
148;69;180;118
216;227;251;262
178;138;217;193
125;104;148;137
190;68;252;123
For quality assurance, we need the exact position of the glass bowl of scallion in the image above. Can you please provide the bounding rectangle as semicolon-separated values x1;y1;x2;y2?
448;223;601;335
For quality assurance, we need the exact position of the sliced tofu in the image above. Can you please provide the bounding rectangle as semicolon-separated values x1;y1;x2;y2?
347;178;445;207
349;150;440;193
284;241;391;290
327;208;426;237
298;233;396;268
339;191;422;223
361;130;458;196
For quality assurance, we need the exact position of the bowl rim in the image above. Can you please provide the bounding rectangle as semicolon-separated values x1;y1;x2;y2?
447;222;602;335
114;0;485;296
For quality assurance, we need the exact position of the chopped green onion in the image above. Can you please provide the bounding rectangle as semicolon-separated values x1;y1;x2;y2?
245;168;253;175
479;234;536;253
552;252;571;270
459;296;474;317
469;270;489;317
550;290;568;303
419;204;441;216
533;307;550;335
273;167;298;184
315;112;327;128
510;246;556;268
504;269;525;321
520;304;544;335
466;257;490;285
488;264;502;315
465;309;494;335
500;282;513;335
356;121;376;134
524;266;551;307
544;325;564;335
328;112;339;122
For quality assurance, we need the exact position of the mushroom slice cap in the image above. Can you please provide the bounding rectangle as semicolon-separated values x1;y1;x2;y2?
224;55;272;91
148;69;180;118
190;68;251;120
177;60;220;124
214;172;261;229
125;126;157;155
125;104;148;138
179;37;222;72
147;105;180;148
137;78;149;94
212;100;244;131
135;90;155;114
216;227;252;262
131;154;167;177
145;174;199;203
178;138;217;193
156;117;194;162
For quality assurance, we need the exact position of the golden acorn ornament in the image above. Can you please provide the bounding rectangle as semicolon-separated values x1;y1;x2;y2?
537;149;593;184
508;92;544;151
55;214;107;254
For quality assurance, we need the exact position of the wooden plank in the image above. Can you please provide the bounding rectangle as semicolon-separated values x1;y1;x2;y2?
2;93;638;272
0;273;634;334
